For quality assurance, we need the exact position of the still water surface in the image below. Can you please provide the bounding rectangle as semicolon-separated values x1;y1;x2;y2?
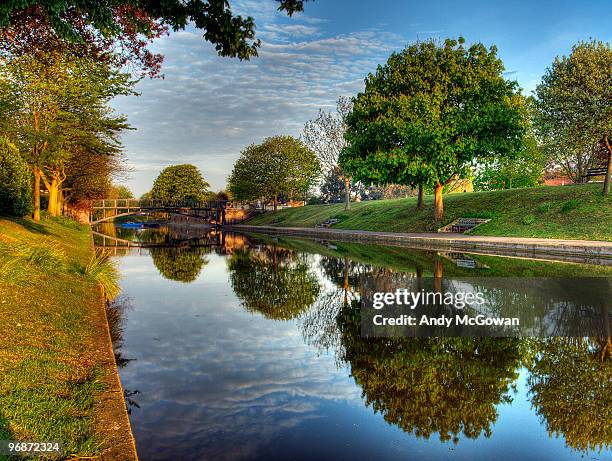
94;223;612;461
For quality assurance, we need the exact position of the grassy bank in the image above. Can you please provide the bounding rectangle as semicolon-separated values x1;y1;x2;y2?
246;184;612;241
0;215;118;459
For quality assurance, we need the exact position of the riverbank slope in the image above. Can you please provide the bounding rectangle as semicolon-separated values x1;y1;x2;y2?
0;216;136;460
246;184;612;242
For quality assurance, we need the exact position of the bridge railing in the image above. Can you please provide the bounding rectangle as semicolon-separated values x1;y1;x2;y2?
91;199;229;210
92;199;142;209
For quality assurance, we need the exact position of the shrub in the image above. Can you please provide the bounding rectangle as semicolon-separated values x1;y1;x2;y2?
537;203;552;213
0;138;32;217
522;214;536;225
561;199;580;213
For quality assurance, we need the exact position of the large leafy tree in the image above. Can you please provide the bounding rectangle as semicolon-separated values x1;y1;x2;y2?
150;164;211;203
341;37;526;221
0;0;311;77
534;40;612;195
0;49;133;220
228;135;320;211
62;146;126;208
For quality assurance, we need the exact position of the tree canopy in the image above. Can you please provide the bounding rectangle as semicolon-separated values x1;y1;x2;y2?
0;49;133;220
534;40;612;194
0;0;311;77
340;37;526;220
228;135;320;211
474;134;545;191
150;164;211;203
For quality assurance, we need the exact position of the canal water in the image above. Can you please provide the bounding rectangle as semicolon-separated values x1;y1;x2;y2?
93;223;612;461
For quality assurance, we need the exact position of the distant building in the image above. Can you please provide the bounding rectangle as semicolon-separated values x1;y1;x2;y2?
543;172;573;186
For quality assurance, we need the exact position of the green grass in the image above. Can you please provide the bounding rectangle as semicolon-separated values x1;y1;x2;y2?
0;215;114;459
247;184;612;241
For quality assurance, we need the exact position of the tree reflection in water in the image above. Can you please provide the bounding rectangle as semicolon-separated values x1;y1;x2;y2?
137;228;212;283
337;300;524;443
150;246;210;283
227;245;320;320
291;247;611;454
526;337;612;453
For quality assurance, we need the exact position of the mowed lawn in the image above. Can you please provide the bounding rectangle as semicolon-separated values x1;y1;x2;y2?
0;216;107;458
246;183;612;242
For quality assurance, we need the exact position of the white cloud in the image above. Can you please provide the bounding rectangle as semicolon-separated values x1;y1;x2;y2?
111;16;406;195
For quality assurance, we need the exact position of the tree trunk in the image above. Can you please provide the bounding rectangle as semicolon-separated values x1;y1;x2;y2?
58;189;65;216
273;195;278;212
417;184;424;210
434;184;444;221
344;177;351;211
603;135;612;196
47;178;60;216
33;167;41;222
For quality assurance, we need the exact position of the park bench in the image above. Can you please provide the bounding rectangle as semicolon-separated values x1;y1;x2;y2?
316;218;340;228
582;167;608;182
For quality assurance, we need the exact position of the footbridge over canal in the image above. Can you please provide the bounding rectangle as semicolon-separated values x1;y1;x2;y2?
90;199;228;225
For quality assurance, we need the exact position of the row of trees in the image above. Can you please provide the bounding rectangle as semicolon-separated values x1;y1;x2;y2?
0;0;311;220
300;38;611;221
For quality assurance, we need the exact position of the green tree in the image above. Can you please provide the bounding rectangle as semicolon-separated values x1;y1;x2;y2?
474;135;545;190
341;37;526;221
534;40;612;195
0;49;132;220
227;246;320;320
109;184;134;199
228;135;320;211
0;137;32;216
150;164;211;203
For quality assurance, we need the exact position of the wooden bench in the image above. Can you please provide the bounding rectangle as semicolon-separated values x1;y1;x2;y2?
582;167;607;182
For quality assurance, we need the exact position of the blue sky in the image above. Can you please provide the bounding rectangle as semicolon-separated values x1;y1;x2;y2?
111;0;611;195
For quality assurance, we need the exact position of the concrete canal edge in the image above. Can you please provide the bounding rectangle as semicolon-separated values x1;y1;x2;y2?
90;235;139;461
230;225;612;264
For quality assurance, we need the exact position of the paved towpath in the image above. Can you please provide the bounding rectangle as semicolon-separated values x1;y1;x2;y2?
231;224;612;263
